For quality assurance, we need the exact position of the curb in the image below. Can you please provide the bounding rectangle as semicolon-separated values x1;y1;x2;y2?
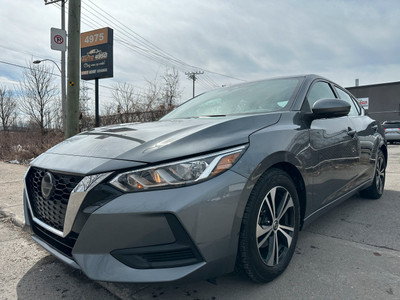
0;207;25;228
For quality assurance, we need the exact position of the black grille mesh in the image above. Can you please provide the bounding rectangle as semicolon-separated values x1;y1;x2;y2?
140;248;196;263
26;167;83;232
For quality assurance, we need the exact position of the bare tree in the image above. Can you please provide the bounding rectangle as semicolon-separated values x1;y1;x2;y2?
0;86;17;132
100;102;119;125
163;68;182;110
143;76;163;114
112;82;142;123
101;68;182;126
144;67;182;113
79;81;93;130
52;96;63;130
18;62;59;136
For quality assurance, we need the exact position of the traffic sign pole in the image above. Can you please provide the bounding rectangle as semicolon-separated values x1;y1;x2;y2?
61;0;66;134
95;78;99;127
45;0;67;135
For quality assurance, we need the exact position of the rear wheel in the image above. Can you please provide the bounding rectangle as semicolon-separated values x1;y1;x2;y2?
238;168;300;283
360;149;386;199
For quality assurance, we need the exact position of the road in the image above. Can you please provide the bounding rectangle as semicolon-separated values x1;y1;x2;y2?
0;146;399;299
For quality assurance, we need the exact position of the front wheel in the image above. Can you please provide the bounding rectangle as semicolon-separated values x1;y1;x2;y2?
238;168;300;283
360;149;386;199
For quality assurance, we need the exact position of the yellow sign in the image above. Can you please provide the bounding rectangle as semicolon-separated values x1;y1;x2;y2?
81;27;110;48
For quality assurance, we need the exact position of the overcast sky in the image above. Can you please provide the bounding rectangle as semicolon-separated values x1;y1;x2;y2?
0;0;399;109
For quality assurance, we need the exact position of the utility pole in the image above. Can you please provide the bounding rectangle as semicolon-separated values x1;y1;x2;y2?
185;71;204;98
66;0;81;138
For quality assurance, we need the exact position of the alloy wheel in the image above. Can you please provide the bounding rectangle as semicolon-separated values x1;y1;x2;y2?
256;186;295;266
375;154;385;194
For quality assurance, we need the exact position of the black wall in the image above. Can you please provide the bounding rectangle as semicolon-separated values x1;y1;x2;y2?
346;82;400;123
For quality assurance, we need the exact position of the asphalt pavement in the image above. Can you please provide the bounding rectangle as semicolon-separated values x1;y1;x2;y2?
0;146;399;299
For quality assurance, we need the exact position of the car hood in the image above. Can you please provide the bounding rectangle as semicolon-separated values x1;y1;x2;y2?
32;113;280;174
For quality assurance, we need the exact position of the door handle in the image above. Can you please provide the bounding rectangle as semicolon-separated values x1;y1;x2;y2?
347;127;356;137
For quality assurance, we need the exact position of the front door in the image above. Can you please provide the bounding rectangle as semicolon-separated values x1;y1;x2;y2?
305;81;361;211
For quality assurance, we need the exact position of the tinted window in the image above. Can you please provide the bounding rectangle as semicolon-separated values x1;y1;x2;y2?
306;81;336;109
163;78;302;119
334;87;360;116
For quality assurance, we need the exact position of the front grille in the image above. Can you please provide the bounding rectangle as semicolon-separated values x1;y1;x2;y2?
26;167;83;232
30;213;78;258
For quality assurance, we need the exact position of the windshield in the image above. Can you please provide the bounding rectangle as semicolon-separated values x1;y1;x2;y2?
162;77;302;120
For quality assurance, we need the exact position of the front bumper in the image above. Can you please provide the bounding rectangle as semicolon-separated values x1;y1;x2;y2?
24;168;247;282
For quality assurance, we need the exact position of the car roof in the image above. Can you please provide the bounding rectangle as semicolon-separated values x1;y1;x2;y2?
383;120;400;124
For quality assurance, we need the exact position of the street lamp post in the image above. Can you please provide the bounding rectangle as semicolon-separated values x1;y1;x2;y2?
33;59;66;133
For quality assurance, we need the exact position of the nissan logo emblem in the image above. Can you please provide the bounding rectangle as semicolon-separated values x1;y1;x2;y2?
41;172;55;199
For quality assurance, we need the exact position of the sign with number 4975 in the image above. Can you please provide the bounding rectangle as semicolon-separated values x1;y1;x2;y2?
81;28;110;47
81;27;113;80
84;33;104;44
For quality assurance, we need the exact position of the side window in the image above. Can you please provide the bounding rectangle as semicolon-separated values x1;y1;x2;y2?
334;86;360;116
306;81;336;110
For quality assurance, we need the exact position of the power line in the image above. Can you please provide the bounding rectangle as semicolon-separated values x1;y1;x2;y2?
0;60;60;77
0;59;157;105
0;59;120;92
61;0;245;85
51;2;243;95
54;2;203;87
0;45;60;63
84;0;199;69
77;9;214;92
82;1;201;74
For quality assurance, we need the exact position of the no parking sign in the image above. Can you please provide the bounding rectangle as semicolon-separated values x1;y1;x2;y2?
51;27;66;51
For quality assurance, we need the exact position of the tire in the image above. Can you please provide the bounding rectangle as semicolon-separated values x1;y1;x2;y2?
238;168;300;283
360;149;386;199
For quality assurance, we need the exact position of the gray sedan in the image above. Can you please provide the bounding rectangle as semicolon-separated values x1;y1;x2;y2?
383;120;400;144
23;74;386;283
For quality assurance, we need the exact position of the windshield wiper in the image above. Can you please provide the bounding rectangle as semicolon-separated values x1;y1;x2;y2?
199;114;227;118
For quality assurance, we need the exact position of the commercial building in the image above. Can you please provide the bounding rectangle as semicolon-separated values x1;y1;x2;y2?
346;81;400;123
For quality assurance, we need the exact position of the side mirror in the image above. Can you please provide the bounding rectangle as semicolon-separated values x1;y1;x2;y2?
312;99;350;119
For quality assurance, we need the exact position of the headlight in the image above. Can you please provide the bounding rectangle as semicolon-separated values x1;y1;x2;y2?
109;145;246;192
